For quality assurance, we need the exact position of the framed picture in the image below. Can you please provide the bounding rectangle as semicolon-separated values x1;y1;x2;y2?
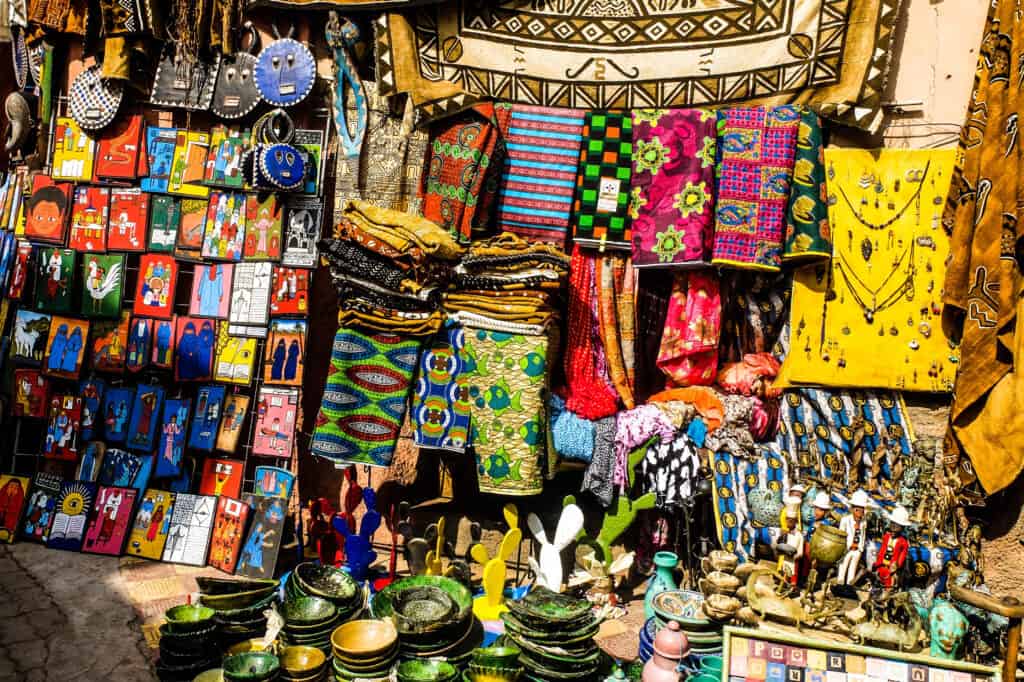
204;127;246;189
102;387;135;443
190;264;233;319
235;494;287;579
189;385;227;452
148;194;181;252
214;325;257;386
140;127;178;193
107;188;149;251
269;267;310;317
44;394;82;460
79;378;106;440
97;448;147;489
47;481;98;552
244;193;283;261
11;309;51;365
209;496;250;573
161;493;216;566
76;441;106;481
126;317;153;372
35;247;75;314
252;386;299;459
175;198;208;260
201;191;246;261
24;175;72;244
82;486;138;556
151;318;176;369
20;472;63;543
228;261;272;333
68;186;110;252
281;196;321;268
154;398;191;478
254;466;295;500
133;254;178;319
0;475;31;543
90;312;130;373
80;254;125;318
199;458;244;498
217;394;250;454
43;316;89;379
126;384;165;453
167;130;211;198
174;316;217;382
51;118;96;181
13;369;49;417
95;112;144;180
294;129;324;195
264;319;305;386
8;240;32;299
126;488;175;559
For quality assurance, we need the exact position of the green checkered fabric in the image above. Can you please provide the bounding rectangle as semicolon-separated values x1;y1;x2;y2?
571;111;633;251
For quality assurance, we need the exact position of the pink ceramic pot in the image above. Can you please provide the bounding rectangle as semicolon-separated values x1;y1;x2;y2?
642;620;689;682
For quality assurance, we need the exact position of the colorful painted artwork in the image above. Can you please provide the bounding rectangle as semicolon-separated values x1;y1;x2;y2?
97;448;146;488
79;378;106;440
252;387;299;459
51;118;96;181
42;316;88;379
20;472;62;543
126;488;175;559
167;130;211;198
175;198;208;260
269;267;309;316
11;310;51;365
44;394;82;460
0;475;30;543
190;264;233;319
90;312;130;373
228;261;272;333
140;127;178;193
133;255;178;319
82;486;137;555
214;325;257;386
209;496;250;573
161;493;216;565
153;399;190;478
35;247;75;313
126;317;152;372
102;387;134;443
47;481;98;552
175;316;217;382
95;112;144;180
264;319;305;387
107;188;149;251
201;191;246;261
244;194;283;261
76;441;106;481
282;196;321;268
12;369;48;417
235;494;287;579
80;254;124;318
204;127;246;188
217;394;250;454
148;194;180;252
127;384;165;453
8;240;32;299
166;457;196;494
199;458;244;498
68;186;110;252
24;176;72;244
254;466;295;500
188;385;226;451
295;129;324;195
151;319;176;369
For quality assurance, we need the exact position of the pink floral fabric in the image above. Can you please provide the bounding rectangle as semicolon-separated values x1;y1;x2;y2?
657;270;721;386
630;109;717;267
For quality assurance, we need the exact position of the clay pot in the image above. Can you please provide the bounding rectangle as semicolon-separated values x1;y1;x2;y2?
642;621;688;682
809;525;847;566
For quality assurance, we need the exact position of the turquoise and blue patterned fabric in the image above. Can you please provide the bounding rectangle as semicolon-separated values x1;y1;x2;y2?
411;324;472;453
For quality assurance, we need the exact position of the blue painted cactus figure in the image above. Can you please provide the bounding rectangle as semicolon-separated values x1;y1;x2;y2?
333;487;380;581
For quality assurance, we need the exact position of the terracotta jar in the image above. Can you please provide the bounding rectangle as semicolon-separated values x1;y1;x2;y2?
642;620;689;682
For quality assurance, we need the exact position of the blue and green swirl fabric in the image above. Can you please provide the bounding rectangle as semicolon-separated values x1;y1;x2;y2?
412;325;472;453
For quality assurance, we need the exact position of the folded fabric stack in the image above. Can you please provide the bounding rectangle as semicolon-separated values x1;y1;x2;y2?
321;200;465;337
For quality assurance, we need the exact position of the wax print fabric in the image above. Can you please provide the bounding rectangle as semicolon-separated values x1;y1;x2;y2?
712;106;801;271
719;271;792;363
412;325;471;453
942;0;1024;496
779;149;959;392
464;326;550;496
571;112;633;252
783;109;832;260
311;327;421;467
630;109;717;267
375;0;902;132
657;270;721;387
497;105;585;245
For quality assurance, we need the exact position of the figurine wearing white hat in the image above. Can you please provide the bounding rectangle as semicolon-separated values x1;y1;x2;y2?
872;504;912;590
837;490;870;585
777;495;805;584
778;483;807;530
805;491;833;542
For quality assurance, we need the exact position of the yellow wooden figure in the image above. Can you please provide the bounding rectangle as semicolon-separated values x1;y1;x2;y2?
472;504;521;620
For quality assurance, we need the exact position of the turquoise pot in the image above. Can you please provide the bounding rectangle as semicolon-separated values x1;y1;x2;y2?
643;551;679;621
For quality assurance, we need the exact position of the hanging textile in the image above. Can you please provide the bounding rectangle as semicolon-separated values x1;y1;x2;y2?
633;271;673;404
411;324;471;453
464;325;551;496
374;1;902;132
311;327;421;467
942;0;1024;496
571;111;633;252
640;432;700;510
597;254;636;409
657;270;721;387
783;109;832;261
712;106;801;271
778;149;958;392
630;109;717;267
497;105;585;245
718;271;792;363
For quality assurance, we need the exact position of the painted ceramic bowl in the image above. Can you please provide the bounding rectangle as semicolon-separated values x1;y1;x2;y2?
293;563;360;605
393;586;457;633
222;652;280;682
331;619;398;660
465;664;523;682
279;645;326;674
332;654;394;679
397;659;459;682
226;639;275;656
372;576;472;634
201;586;278;612
506;588;591;626
282;597;337;625
651;590;717;630
211;593;277;621
400;616;483;659
471;646;521;668
165;605;216;633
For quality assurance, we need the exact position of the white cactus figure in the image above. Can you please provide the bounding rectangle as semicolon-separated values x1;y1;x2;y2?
527;504;585;592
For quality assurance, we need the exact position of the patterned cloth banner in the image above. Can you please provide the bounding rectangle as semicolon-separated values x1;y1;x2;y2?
783;109;832;261
311;327;421;467
411;324;472;453
571;111;633;252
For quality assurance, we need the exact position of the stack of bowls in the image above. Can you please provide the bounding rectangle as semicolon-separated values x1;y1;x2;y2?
499;588;602;680
396;660;459;682
197;578;279;650
222;652;281;682
279;645;328;682
279;597;339;657
467;646;522;681
286;564;363;623
330;619;398;681
651;590;723;655
157;605;219;681
371;576;482;667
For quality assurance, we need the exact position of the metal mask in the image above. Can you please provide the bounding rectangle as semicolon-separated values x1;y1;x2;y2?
255;26;315;108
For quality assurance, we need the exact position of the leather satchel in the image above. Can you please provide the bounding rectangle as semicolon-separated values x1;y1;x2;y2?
68;64;124;131
211;22;263;120
150;46;221;111
254;26;315;108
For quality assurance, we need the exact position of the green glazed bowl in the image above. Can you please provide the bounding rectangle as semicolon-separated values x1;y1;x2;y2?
279;645;327;674
294;563;360;604
222;652;280;681
470;646;520;668
371;576;472;632
193;669;225;682
197;577;278;596
397;659;458;682
505;588;590;626
165;605;216;633
201;586;278;612
283;597;337;626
